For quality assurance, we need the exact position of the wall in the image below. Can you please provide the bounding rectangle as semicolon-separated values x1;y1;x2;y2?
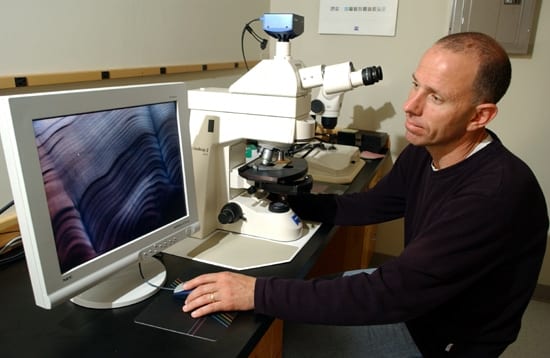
0;0;269;204
270;0;550;285
0;0;269;76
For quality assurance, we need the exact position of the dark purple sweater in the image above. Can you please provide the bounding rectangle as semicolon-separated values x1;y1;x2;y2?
255;132;548;357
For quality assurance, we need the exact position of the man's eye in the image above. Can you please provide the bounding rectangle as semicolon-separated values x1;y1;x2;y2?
430;94;443;103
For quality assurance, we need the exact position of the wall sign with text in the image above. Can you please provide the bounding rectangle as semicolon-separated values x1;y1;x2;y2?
319;0;399;36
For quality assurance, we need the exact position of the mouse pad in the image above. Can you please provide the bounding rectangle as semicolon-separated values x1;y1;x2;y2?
134;278;237;342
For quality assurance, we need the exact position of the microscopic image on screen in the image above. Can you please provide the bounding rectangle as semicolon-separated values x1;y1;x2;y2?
32;102;186;273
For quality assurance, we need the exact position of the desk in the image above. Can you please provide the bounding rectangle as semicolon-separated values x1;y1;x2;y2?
0;157;387;358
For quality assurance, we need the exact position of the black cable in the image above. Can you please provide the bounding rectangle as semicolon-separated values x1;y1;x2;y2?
0;235;24;266
0;249;24;266
0;200;24;266
240;18;268;71
246;25;268;47
0;200;14;215
0;232;21;253
138;260;174;292
240;25;249;70
288;142;313;156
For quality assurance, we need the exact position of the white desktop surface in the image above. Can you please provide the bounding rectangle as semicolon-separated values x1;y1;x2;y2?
163;221;321;270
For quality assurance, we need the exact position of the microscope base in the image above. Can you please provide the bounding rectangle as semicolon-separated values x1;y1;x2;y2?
163;222;320;270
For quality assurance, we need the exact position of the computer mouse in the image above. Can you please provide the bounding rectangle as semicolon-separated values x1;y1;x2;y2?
173;282;193;299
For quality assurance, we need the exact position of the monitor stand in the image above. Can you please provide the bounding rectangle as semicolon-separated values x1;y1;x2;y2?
70;257;166;309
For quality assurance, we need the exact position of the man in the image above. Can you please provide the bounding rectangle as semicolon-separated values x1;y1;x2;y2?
181;32;549;356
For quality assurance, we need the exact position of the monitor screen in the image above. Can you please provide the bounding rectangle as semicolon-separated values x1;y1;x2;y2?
0;82;199;309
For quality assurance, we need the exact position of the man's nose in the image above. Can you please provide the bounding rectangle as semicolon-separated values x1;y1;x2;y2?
403;91;423;115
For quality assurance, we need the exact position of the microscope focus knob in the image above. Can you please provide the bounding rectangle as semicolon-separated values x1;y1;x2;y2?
310;99;325;114
268;201;290;213
218;202;243;224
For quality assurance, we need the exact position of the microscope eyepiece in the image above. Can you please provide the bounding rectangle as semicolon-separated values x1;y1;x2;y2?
361;66;383;85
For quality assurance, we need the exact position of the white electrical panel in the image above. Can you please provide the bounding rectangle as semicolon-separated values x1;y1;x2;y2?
449;0;540;54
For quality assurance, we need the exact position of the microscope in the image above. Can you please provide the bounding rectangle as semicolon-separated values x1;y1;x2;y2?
188;14;383;243
298;61;383;183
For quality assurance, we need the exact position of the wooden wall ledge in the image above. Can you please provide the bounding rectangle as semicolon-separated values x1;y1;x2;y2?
0;60;258;90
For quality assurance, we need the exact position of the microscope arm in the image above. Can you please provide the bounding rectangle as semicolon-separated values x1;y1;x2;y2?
310;90;344;130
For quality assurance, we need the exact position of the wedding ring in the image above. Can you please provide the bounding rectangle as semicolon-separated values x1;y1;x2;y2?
210;293;215;302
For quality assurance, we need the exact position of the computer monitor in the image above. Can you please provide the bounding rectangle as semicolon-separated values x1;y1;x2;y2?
0;82;199;309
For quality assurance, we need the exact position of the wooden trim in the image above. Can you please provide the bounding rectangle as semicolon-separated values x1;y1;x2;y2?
0;60;259;90
164;64;204;74
0;77;15;89
108;67;163;79
204;62;240;71
26;71;102;87
0;212;19;249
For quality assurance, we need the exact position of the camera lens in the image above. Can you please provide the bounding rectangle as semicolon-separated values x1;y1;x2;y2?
362;66;383;85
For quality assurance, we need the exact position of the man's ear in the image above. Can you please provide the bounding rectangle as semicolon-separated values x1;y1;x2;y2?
468;103;498;130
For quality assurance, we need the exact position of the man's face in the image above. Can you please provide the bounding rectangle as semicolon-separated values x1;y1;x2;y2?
403;46;479;150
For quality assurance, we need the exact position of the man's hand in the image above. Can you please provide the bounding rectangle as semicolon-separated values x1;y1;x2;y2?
182;271;256;318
